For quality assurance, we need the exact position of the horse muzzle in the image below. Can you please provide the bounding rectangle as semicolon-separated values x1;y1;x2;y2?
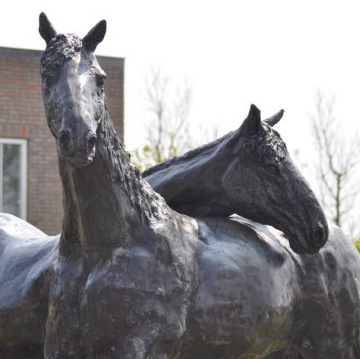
58;130;97;167
284;217;329;255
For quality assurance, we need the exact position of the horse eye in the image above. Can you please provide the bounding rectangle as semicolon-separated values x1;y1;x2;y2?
95;73;106;89
96;77;104;88
265;164;280;176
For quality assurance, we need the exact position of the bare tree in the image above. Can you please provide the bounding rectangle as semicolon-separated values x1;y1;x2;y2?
311;91;360;237
132;67;193;170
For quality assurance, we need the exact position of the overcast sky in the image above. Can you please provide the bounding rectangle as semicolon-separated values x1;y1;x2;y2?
1;0;359;230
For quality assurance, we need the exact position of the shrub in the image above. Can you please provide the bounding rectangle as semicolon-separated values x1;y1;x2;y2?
353;239;360;252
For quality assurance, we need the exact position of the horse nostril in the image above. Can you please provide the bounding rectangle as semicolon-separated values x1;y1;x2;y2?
313;224;326;248
59;131;73;155
87;136;97;151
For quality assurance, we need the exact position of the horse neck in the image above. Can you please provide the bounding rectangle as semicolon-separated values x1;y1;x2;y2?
59;112;170;250
144;133;234;217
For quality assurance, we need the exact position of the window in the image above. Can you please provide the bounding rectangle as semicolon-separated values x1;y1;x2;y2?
0;139;27;219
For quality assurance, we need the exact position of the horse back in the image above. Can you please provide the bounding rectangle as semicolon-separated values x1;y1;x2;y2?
183;216;298;358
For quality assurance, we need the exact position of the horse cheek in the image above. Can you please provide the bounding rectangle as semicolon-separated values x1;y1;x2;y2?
222;159;262;211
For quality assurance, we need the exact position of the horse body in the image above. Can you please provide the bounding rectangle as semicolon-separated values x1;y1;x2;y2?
47;166;299;358
0;213;59;358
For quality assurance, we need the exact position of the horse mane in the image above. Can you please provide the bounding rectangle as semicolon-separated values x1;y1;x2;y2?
143;131;233;176
143;125;288;177
99;110;170;224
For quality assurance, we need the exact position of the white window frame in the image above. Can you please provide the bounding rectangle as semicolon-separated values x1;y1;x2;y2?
0;138;27;219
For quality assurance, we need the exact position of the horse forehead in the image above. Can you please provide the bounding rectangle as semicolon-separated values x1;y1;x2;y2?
52;56;98;98
41;39;104;94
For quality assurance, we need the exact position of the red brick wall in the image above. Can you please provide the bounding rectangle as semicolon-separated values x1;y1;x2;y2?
0;47;124;235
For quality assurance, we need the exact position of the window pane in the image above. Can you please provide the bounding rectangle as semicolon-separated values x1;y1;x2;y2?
2;144;21;217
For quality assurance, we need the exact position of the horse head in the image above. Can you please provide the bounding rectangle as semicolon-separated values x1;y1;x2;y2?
39;13;107;167
221;104;328;254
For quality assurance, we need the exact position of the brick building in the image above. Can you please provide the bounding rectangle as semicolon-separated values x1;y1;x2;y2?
0;46;124;235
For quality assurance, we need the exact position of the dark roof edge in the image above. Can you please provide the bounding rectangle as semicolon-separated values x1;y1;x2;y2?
0;46;43;60
97;55;124;68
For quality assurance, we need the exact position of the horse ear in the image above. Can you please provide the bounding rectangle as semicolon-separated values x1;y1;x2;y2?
264;109;284;127
83;20;107;53
223;104;262;150
39;12;57;45
240;104;262;137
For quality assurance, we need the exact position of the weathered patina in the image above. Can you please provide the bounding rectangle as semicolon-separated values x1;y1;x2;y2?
0;13;359;359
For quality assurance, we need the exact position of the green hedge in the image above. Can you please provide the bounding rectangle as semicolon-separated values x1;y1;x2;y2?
353;239;360;252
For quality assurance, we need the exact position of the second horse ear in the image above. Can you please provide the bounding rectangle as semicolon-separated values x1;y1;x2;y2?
39;12;57;45
264;109;284;127
83;20;107;53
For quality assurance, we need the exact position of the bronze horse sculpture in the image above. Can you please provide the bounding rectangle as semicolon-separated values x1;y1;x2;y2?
38;13;332;359
38;13;306;358
0;12;358;359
